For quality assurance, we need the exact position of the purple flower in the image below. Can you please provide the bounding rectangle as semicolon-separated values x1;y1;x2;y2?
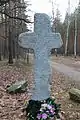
37;114;41;119
42;113;48;119
52;105;55;109
50;110;55;116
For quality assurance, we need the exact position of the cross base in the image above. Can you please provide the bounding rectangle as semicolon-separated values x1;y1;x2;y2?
23;97;61;120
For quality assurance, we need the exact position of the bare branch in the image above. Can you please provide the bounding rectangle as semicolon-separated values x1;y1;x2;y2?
0;0;9;6
0;11;33;23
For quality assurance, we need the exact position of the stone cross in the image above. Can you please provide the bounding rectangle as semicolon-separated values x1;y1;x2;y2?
18;13;63;101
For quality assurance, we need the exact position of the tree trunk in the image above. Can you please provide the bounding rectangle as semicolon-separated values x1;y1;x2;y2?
8;29;13;64
1;6;4;59
0;54;1;61
0;40;2;61
13;40;16;58
27;49;29;64
4;3;8;59
8;0;13;64
74;10;77;58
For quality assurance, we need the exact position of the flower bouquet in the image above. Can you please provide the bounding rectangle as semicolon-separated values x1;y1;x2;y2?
24;98;61;120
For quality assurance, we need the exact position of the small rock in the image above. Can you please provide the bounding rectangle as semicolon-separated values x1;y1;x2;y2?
7;80;27;93
69;88;80;103
58;112;65;120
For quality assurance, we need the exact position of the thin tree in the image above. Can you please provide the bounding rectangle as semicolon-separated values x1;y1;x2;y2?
65;0;70;55
8;0;13;64
74;1;80;58
4;2;8;58
74;9;77;58
0;5;4;60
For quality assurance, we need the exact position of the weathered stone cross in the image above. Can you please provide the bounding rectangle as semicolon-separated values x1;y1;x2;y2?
18;13;63;101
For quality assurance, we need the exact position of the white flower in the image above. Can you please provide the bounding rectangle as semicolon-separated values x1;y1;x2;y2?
47;104;52;109
41;103;47;109
40;108;43;111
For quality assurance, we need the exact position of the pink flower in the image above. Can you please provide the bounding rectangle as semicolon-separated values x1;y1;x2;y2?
50;109;53;113
50;109;55;115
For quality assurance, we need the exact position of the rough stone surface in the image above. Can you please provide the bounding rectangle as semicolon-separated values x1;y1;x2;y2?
69;88;80;102
18;13;63;100
7;80;27;93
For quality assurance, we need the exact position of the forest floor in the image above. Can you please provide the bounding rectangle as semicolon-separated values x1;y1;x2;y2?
0;57;80;120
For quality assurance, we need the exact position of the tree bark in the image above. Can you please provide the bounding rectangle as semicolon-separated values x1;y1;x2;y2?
8;0;13;64
0;40;2;61
4;3;8;59
27;49;29;64
8;28;13;64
